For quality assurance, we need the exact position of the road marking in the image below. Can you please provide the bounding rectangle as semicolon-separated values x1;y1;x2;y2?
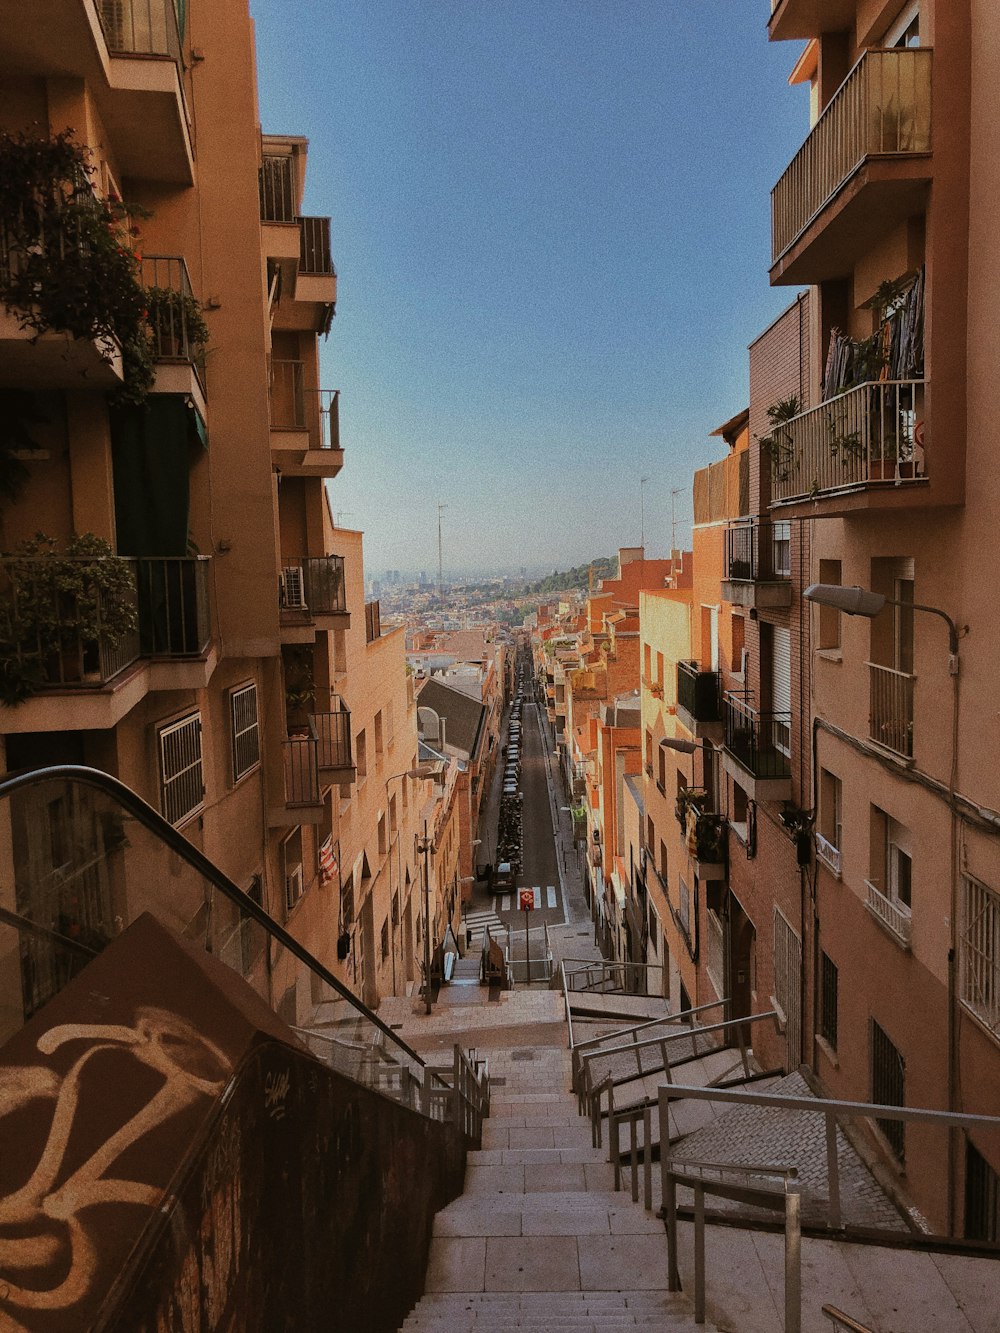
547;885;557;908
501;894;511;912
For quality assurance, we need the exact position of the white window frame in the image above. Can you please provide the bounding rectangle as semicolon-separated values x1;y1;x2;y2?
283;828;304;916
817;770;843;876
962;875;1000;1035
158;712;204;826
230;681;261;783
885;1;920;47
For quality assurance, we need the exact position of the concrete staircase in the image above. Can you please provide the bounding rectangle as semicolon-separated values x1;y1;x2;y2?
400;996;717;1332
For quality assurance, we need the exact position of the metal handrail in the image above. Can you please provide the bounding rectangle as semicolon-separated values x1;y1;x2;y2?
0;765;440;1083
822;1307;875;1333
571;998;729;1096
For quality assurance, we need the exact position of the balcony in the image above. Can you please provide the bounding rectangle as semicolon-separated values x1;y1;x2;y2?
768;381;927;514
868;661;914;760
94;0;194;184
771;48;932;285
865;878;912;950
140;255;207;414
722;692;792;802
365;600;382;644
136;556;211;657
678;791;727;884
295;215;338;314
0;552;141;692
268;360;344;479
721;519;792;609
768;0;855;42
279;557;349;642
311;700;354;784
676;660;722;739
270;727;323;827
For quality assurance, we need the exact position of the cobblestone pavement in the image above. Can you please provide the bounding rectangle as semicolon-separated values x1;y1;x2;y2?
668;1071;909;1233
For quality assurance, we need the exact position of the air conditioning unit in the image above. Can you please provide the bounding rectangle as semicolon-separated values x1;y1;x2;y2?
285;864;303;910
281;565;307;610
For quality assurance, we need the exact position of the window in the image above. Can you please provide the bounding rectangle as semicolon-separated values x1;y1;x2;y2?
706;909;724;998
389;794;398;838
283;828;304;915
772;908;802;1065
677;876;690;936
356;728;367;779
886;0;920;47
657;744;667;793
645;729;653;776
817;770;843;874
731;613;745;675
375;709;384;758
961;875;1000;1033
870;1018;905;1160
817;560;842;651
380;918;389;962
643;642;652;682
378;813;387;857
158;713;204;826
769;625;792;756
658;839;668;882
771;521;791;578
386;701;395;746
646;816;655;859
820;952;838;1051
965;1141;1000;1243
241;875;265;975
230;682;261;782
648;904;659;955
655;651;664;691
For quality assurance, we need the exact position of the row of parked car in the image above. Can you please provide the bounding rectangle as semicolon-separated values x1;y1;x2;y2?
494;686;527;892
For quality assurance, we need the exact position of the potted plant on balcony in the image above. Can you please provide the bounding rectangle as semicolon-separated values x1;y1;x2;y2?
0;130;156;404
0;532;138;705
283;644;315;731
144;285;210;362
760;396;801;485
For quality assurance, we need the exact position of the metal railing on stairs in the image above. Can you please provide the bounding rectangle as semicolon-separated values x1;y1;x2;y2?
0;765;489;1140
822;1307;875;1333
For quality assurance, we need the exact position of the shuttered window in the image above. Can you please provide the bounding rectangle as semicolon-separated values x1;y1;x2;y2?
770;625;792;756
158;713;204;826
962;875;1000;1033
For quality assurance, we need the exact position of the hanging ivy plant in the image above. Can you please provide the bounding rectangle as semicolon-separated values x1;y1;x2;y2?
0;129;155;402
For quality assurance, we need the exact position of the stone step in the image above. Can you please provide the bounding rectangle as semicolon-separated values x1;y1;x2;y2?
481;1122;594;1151
463;1160;617;1195
468;1147;606;1167
423;1230;673;1295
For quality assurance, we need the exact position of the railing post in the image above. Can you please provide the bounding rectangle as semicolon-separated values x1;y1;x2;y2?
453;1044;462;1131
825;1110;842;1230
629;1113;639;1202
659;1089;680;1292
694;1181;706;1324
643;1103;653;1212
785;1184;802;1333
422;1067;434;1118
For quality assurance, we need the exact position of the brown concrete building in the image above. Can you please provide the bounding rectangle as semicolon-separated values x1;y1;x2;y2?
0;0;421;1028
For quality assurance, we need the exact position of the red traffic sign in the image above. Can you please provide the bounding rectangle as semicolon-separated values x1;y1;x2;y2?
519;888;535;912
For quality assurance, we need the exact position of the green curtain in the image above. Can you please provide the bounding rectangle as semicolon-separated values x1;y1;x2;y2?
110;396;203;557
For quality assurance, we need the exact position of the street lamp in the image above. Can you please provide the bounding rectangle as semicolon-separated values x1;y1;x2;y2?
803;583;962;671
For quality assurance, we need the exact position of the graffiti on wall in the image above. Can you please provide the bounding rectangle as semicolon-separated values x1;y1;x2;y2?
0;1006;229;1323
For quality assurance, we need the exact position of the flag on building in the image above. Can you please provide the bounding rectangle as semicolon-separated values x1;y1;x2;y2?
319;836;339;887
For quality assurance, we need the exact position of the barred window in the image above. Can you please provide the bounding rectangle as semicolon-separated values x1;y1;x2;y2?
870;1018;905;1161
772;908;802;1066
706;909;725;999
820;952;838;1051
962;875;1000;1033
230;682;261;782
158;713;204;826
966;1140;1000;1243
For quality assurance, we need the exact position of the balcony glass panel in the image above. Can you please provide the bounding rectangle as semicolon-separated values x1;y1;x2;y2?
99;0;181;58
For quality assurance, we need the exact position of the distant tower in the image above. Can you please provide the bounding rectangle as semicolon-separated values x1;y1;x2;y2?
437;502;448;596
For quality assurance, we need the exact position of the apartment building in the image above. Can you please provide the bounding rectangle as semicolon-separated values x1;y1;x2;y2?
0;0;420;1028
762;0;996;1238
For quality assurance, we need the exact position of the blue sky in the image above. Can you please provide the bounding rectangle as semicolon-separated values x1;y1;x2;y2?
251;1;808;577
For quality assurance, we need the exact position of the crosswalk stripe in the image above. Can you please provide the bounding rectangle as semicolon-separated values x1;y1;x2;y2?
501;895;511;912
547;885;557;908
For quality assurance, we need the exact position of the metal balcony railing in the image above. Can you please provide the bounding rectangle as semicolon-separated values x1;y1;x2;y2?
298;216;335;275
268;361;340;450
136;556;211;657
769;381;927;503
279;556;347;616
723;692;791;779
365;600;381;643
676;660;721;722
283;729;321;806
725;519;791;582
0;554;141;688
140;255;206;388
772;48;932;260
311;702;353;771
98;0;181;59
864;878;912;947
868;661;914;758
259;153;296;223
